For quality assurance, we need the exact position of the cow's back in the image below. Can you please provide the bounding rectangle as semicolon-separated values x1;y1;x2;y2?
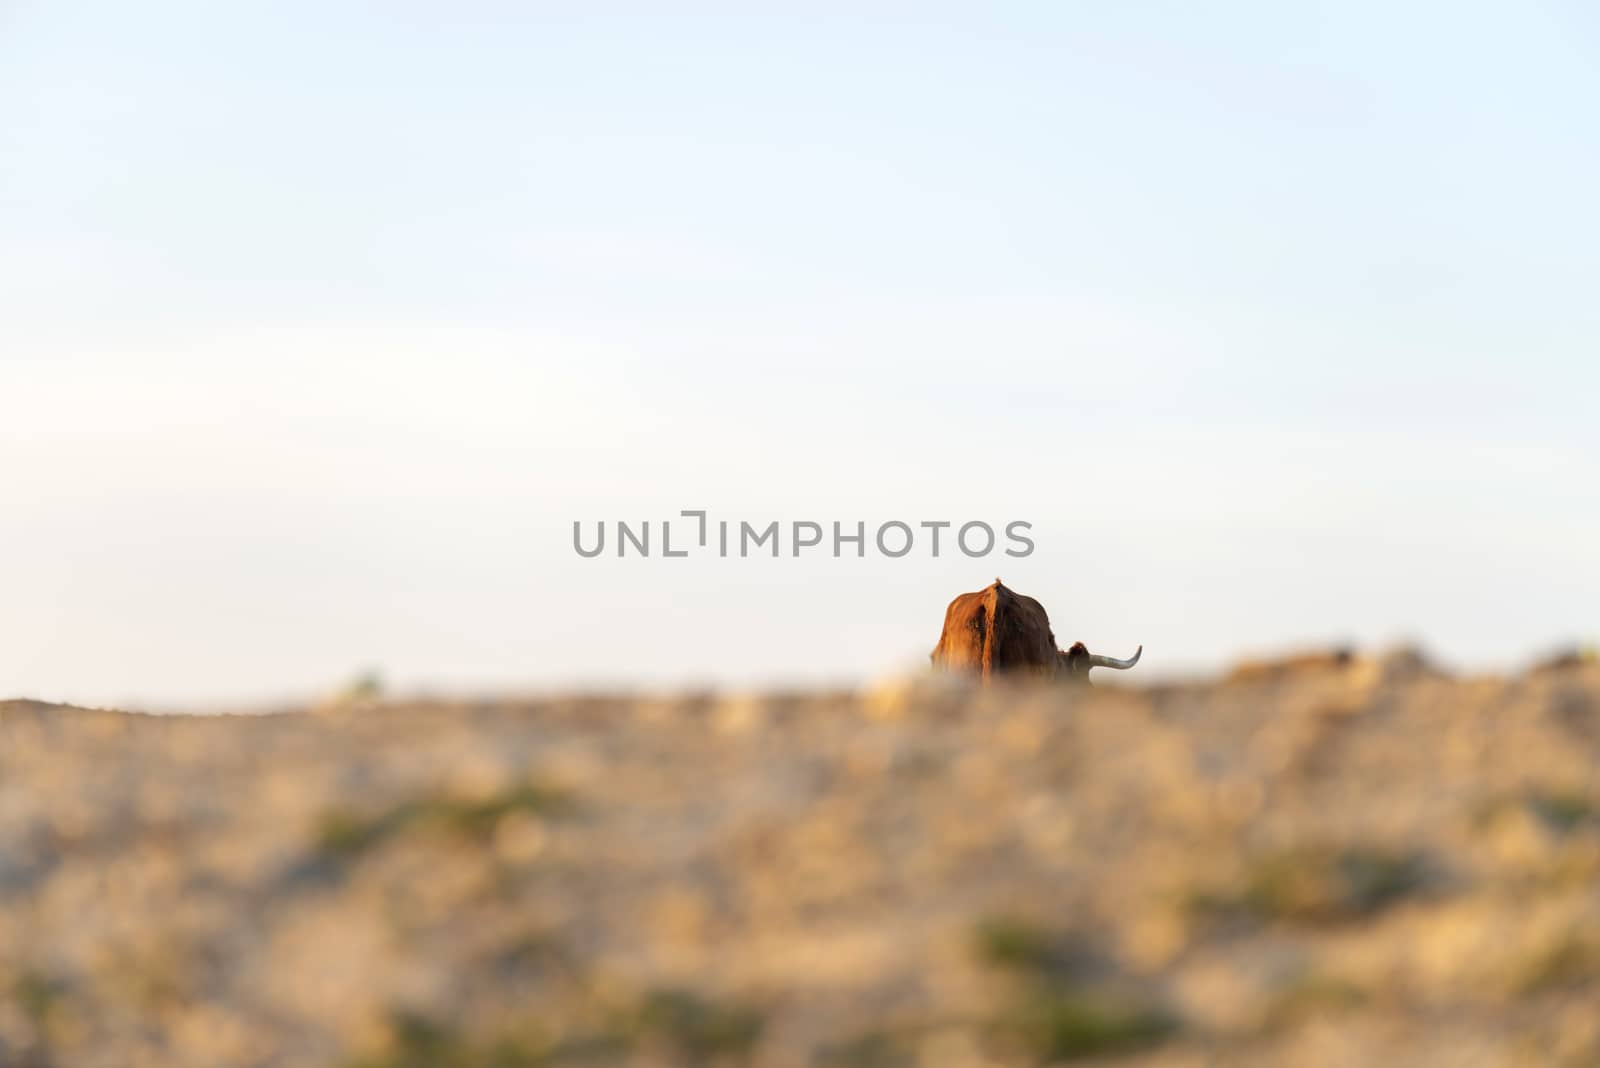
930;580;1059;679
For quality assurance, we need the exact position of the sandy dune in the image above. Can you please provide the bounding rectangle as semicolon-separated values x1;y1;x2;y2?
4;655;1600;1067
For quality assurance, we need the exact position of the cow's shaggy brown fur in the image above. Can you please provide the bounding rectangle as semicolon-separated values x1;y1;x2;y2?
930;578;1106;682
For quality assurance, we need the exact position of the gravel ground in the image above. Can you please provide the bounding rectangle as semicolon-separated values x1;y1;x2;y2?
4;653;1600;1067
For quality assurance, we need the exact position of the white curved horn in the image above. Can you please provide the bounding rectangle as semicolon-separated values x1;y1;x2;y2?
1087;646;1142;670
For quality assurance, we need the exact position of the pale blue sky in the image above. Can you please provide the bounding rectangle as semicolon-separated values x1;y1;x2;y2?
4;2;1597;706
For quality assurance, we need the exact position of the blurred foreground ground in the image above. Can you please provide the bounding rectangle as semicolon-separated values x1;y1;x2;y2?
5;653;1600;1067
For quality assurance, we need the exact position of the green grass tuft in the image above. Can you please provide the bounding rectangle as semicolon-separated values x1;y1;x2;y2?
1527;791;1596;834
342;988;762;1068
970;915;1179;1063
314;781;572;861
990;989;1176;1062
632;987;765;1061
974;916;1060;974
12;972;66;1026
1192;844;1427;925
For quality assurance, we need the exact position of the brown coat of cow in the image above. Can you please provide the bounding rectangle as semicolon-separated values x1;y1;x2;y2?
930;578;1141;683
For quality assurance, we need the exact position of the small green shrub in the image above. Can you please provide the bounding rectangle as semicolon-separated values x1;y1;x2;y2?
314;781;572;860
1193;845;1427;925
973;916;1060;974
989;989;1176;1062
970;916;1178;1063
343;1012;548;1068
632;987;765;1061
343;986;763;1068
1527;791;1596;834
12;972;66;1025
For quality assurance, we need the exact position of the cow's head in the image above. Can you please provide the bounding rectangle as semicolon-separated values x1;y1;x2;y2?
1058;642;1143;683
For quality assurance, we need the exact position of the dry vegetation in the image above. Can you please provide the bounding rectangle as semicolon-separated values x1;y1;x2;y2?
4;651;1600;1067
